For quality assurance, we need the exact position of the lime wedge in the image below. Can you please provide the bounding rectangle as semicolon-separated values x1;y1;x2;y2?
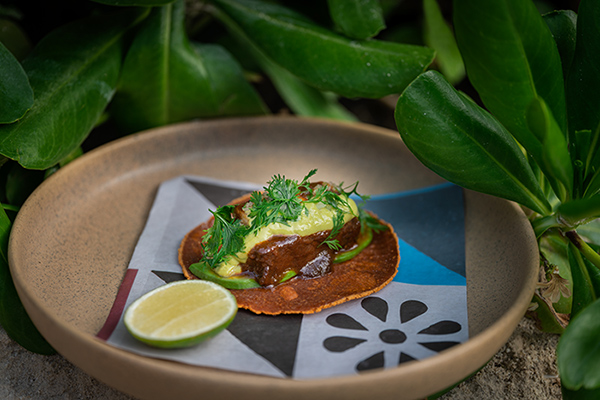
123;280;237;348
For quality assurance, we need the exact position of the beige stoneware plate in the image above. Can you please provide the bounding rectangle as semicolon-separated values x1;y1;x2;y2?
9;116;538;400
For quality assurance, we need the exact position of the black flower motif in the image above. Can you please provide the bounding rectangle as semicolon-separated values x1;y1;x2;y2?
322;296;463;372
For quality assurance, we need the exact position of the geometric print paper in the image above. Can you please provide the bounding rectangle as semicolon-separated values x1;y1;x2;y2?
99;175;468;379
294;282;468;379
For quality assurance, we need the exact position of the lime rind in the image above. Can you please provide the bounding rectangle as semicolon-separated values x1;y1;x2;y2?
123;280;238;349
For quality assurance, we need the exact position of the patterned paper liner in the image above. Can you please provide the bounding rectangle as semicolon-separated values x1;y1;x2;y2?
99;175;468;379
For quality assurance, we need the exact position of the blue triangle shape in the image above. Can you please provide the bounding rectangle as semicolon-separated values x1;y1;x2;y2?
394;238;466;286
364;183;466;279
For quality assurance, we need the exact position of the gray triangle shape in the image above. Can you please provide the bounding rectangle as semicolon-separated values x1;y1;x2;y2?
185;179;254;207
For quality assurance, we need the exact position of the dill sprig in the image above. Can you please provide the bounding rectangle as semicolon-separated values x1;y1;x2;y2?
201;205;250;268
200;170;383;269
247;170;314;232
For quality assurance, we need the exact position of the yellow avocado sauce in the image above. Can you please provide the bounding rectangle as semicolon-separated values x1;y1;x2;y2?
214;197;359;278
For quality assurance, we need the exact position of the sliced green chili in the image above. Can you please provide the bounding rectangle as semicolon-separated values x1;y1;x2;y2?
190;262;298;289
189;262;261;289
278;270;297;283
333;227;373;263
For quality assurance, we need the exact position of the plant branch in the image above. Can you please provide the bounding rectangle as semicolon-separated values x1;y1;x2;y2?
565;230;600;270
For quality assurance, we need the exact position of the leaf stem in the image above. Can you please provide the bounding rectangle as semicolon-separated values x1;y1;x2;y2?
565;230;600;271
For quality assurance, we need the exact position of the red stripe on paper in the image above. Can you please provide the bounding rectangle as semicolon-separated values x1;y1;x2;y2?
96;268;138;341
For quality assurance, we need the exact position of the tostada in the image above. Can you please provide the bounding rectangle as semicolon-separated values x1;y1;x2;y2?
178;170;400;315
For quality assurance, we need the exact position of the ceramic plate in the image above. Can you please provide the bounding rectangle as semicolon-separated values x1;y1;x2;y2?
9;116;538;400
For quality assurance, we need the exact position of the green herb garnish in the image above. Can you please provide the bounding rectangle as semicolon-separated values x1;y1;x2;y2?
247;170;316;232
201;205;250;269
200;170;382;269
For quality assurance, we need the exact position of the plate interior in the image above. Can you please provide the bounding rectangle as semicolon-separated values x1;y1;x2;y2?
9;117;538;400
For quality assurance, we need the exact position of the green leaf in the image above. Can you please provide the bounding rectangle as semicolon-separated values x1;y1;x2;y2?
265;64;357;121
570;129;591;196
562;385;600;400
453;0;567;164
527;152;557;207
577;219;600;245
0;206;54;354
110;0;266;134
559;196;600;227
0;8;149;170
568;243;597;318
586;255;600;296
422;0;465;85
210;0;434;99
189;43;267;116
216;9;356;121
557;297;600;390
395;70;551;215
90;0;175;5
566;0;600;134
327;0;386;40
582;123;600;198
396;71;549;212
5;163;44;207
526;96;573;201
543;10;577;80
0;41;33;124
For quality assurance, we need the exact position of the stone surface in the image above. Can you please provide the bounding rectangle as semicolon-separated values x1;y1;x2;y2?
441;318;562;399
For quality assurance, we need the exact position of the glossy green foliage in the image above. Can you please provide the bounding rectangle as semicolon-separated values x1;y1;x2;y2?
327;0;386;40
567;0;600;134
210;0;434;99
0;206;54;354
259;58;357;121
5;164;44;207
395;70;550;215
422;0;464;85
91;0;175;5
558;297;600;390
559;196;600;227
110;0;266;134
571;128;594;198
453;0;567;170
394;1;600;396
543;10;577;80
568;243;599;318
0;8;148;169
0;41;33;124
566;0;600;203
525;96;573;201
576;220;600;244
562;386;600;400
215;9;356;121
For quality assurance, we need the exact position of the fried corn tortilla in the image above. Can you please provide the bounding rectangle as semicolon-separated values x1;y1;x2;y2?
178;193;400;315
